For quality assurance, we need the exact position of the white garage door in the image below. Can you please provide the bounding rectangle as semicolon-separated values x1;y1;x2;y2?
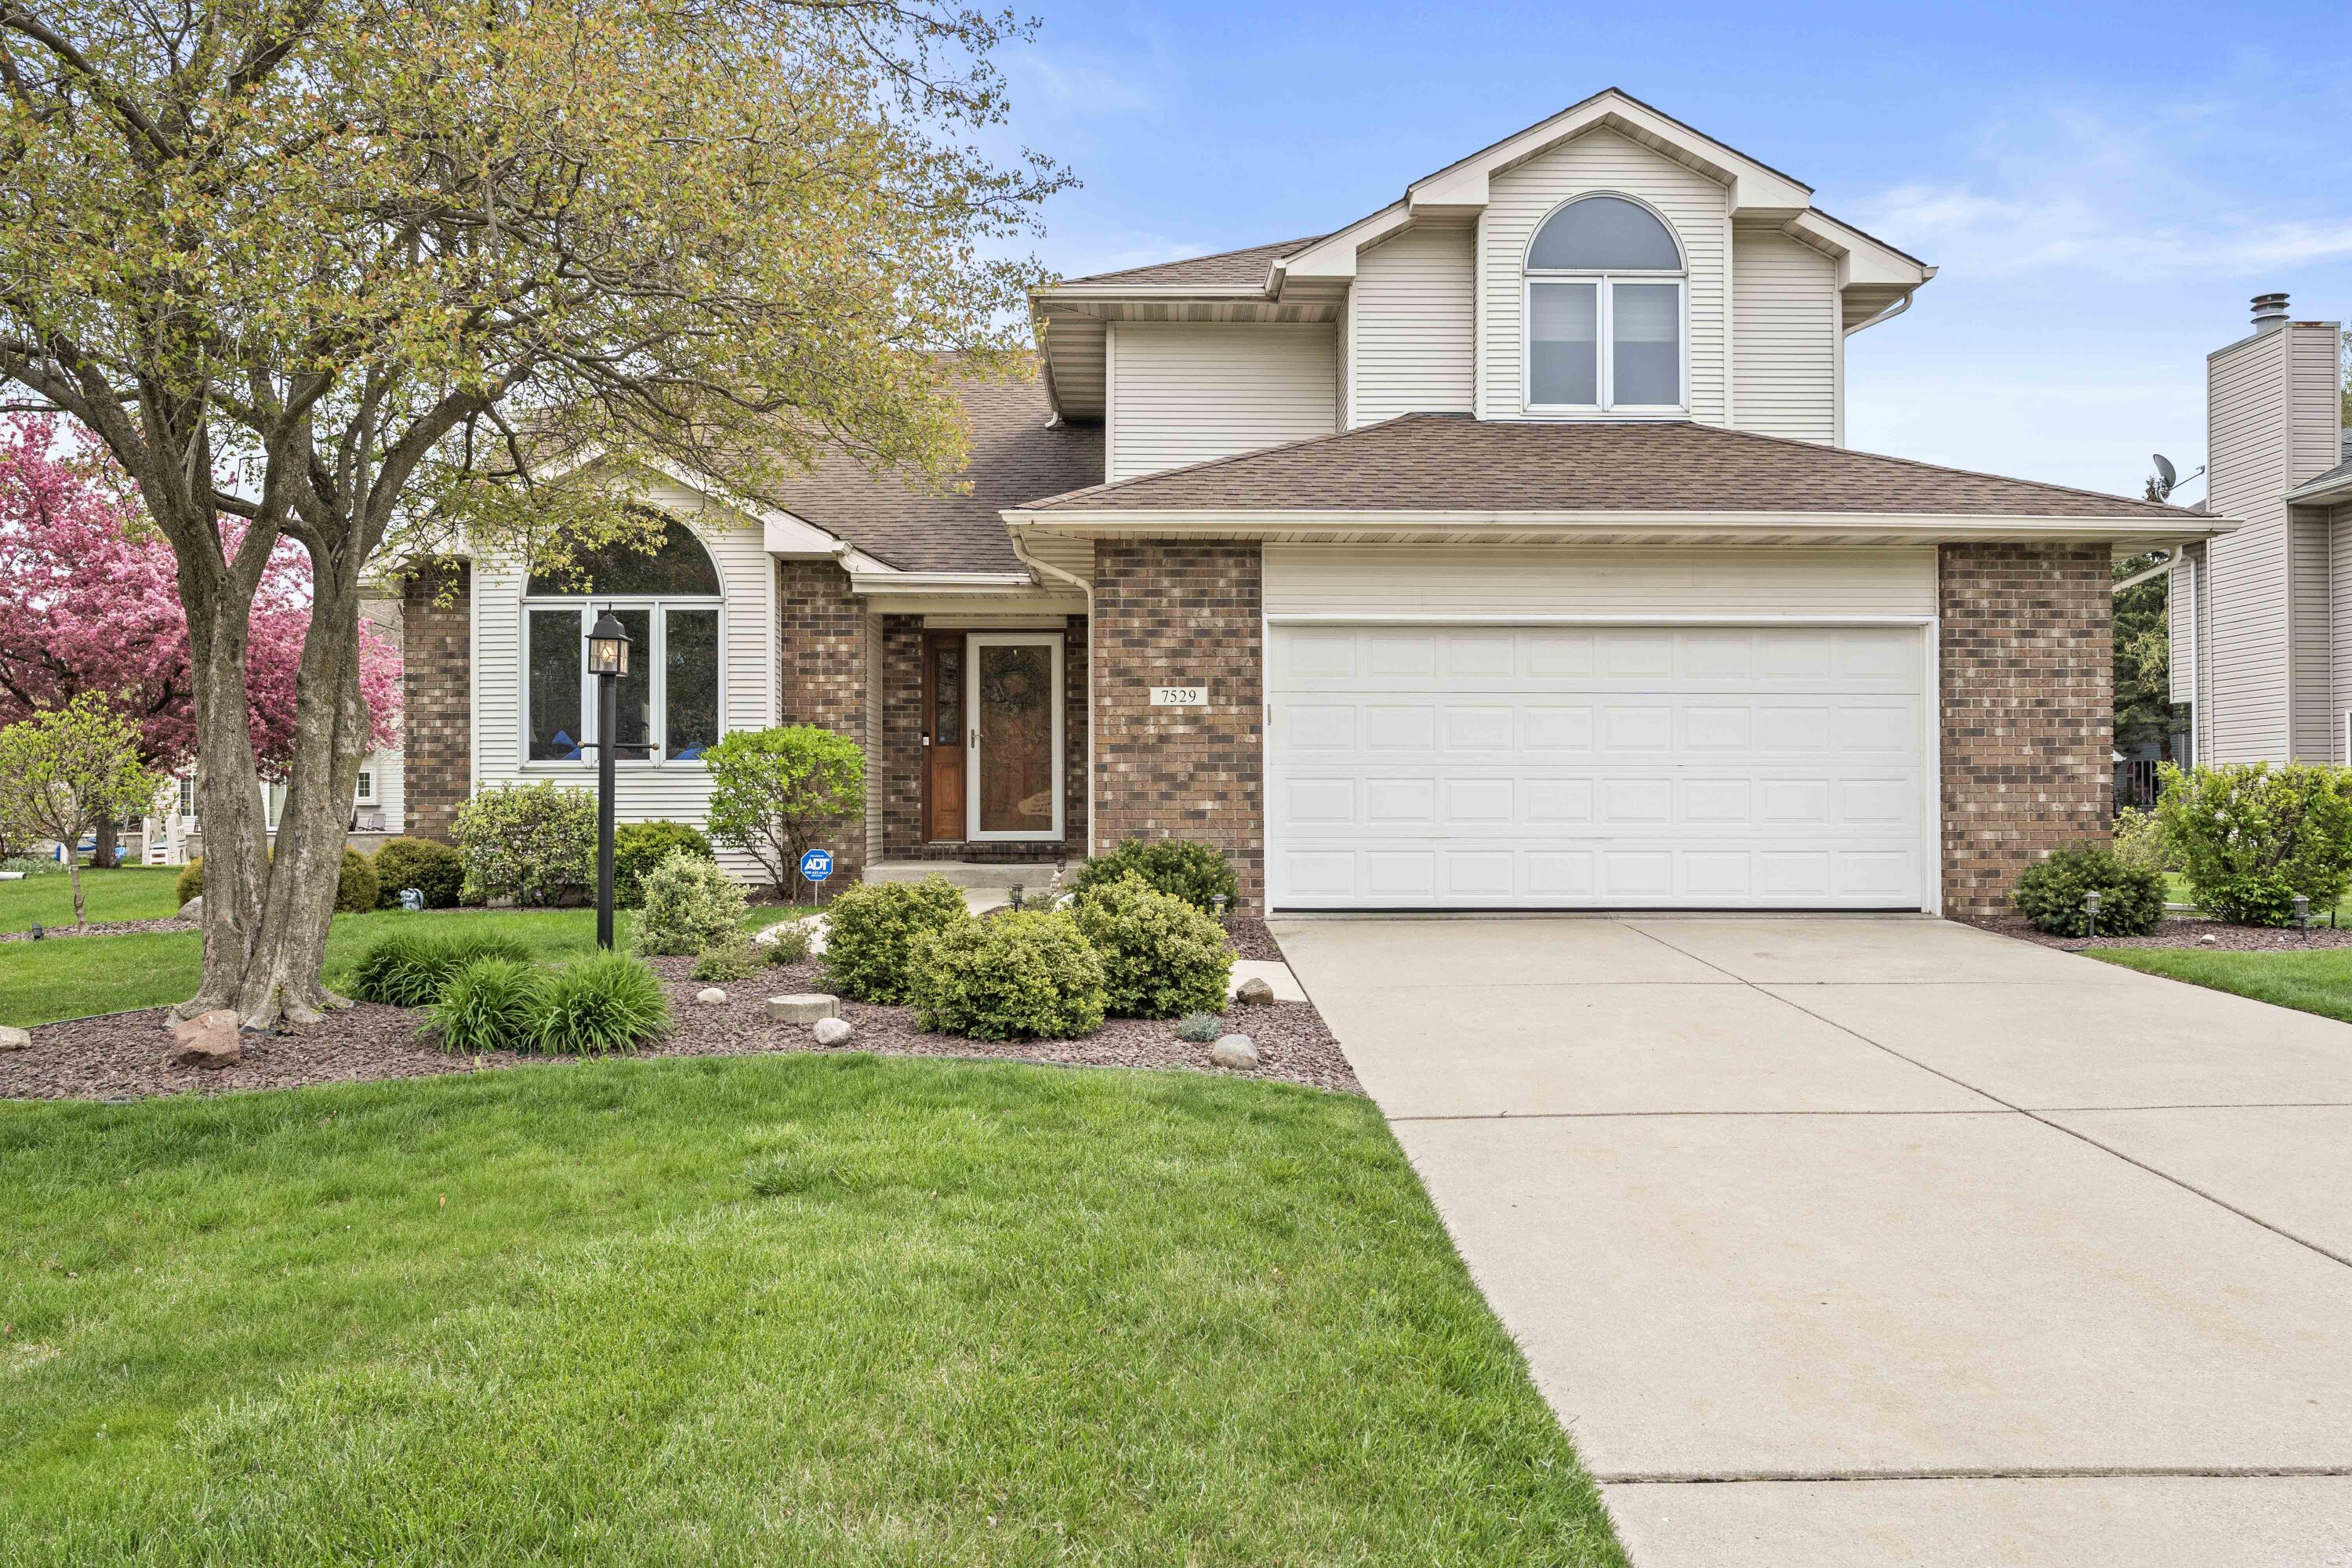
1266;623;1929;911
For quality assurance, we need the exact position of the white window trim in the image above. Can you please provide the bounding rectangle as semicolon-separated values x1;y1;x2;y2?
964;630;1066;843
519;593;727;771
354;769;377;805
1522;274;1690;415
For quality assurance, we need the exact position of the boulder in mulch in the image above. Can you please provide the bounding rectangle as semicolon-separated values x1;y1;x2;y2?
167;1009;242;1069
695;987;728;1006
1233;977;1276;1007
1210;1034;1259;1069
178;895;203;921
0;1026;29;1054
811;1017;854;1047
768;993;839;1023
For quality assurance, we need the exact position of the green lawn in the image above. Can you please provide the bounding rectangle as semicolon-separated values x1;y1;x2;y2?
0;865;184;928
0;1054;1623;1566
2161;873;2352;924
2;902;805;1029
2089;946;2352;1024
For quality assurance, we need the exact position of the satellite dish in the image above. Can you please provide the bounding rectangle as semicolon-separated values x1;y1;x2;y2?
2153;453;2178;492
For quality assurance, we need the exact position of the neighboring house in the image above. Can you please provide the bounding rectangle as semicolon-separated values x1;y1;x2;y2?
401;87;2223;916
147;593;407;866
2169;293;2352;768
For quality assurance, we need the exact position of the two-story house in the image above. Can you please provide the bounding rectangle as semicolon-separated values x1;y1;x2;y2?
2168;293;2350;767
398;89;2223;916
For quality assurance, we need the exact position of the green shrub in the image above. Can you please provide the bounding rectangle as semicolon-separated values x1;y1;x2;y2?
452;781;596;906
702;726;866;898
372;837;466;909
1071;873;1232;1019
821;876;970;1004
528;952;671;1054
2155;761;2352;926
425;957;543;1054
690;936;761;983
2011;842;2166;937
753;918;813;965
634;848;748;956
909;909;1105;1041
614;821;714;908
1069;839;1239;913
1174;1011;1221;1044
2110;806;2176;876
348;928;535;1007
175;856;204;906
335;847;380;914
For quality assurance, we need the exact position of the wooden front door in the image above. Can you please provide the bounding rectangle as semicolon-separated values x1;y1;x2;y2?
923;632;965;841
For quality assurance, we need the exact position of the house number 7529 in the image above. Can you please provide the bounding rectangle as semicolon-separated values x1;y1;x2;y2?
1149;685;1207;707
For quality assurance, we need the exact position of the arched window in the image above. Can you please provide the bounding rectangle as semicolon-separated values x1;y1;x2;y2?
523;515;724;764
1524;194;1686;411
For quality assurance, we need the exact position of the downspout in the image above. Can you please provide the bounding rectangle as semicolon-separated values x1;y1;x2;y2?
1005;519;1096;861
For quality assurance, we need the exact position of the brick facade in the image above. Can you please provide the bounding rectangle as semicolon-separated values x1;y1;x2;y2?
775;559;872;881
1092;541;1265;911
1938;543;2114;918
399;563;473;841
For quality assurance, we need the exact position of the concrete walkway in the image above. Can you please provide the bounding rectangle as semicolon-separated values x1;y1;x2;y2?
1273;914;2352;1566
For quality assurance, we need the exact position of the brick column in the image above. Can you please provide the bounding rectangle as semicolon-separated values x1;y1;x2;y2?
1092;541;1264;911
877;614;926;855
1939;543;2112;918
399;562;472;841
776;558;869;880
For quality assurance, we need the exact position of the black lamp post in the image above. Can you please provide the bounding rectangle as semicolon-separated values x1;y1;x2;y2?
586;609;632;949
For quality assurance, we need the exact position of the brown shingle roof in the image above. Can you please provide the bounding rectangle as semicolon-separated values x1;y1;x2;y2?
756;372;1100;572
1056;237;1327;289
1023;415;2185;520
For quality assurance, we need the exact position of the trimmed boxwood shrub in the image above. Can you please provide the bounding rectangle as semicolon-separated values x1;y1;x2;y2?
821;875;970;1004
334;847;380;914
909;909;1106;1040
528;952;671;1054
373;837;466;909
174;856;204;906
2154;761;2352;926
2012;842;2165;937
1070;873;1232;1019
614;820;714;909
348;928;535;1007
1069;838;1239;914
425;957;543;1054
634;848;748;956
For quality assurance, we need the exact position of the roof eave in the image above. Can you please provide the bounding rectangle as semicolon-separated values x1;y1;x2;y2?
1004;507;2233;546
2284;474;2352;506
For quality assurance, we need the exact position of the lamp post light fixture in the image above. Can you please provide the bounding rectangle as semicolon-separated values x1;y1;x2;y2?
2294;894;2311;932
2082;889;2101;939
586;610;632;950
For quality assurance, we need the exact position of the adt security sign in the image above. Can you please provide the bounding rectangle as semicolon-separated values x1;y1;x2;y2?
799;848;833;884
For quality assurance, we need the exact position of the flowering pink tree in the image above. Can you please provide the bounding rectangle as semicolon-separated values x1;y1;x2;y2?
0;418;401;862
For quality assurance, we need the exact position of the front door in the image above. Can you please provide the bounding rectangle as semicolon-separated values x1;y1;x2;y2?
965;632;1064;841
923;633;965;841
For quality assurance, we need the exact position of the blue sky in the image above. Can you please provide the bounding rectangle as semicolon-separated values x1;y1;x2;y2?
994;1;2352;502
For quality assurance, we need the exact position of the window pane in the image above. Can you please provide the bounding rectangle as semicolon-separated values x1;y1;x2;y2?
975;643;1054;834
1529;283;1599;405
1611;283;1681;405
665;608;720;760
1528;195;1682;270
528;608;584;760
609;608;654;760
526;515;721;596
934;644;962;745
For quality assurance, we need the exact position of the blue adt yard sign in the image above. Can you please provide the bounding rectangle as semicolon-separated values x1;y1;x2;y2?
799;848;833;884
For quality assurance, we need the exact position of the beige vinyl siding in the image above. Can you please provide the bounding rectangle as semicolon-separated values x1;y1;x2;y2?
1730;225;1839;444
2333;504;2352;761
1263;546;1934;619
1351;223;1475;424
1479;128;1730;424
1334;292;1351;429
2169;550;2198;706
1105;322;1336;483
2202;328;2294;761
358;597;405;831
2291;507;2334;760
470;481;779;883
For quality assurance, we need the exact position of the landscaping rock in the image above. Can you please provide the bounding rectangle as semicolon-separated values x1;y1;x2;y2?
768;993;840;1023
167;1009;241;1069
176;896;203;921
811;1017;854;1047
0;1025;30;1053
1210;1034;1258;1069
695;987;728;1006
1233;976;1276;1007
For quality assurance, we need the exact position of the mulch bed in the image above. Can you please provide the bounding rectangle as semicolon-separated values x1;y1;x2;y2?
2;916;197;942
1968;913;2352;954
3;954;1357;1103
1222;916;1284;963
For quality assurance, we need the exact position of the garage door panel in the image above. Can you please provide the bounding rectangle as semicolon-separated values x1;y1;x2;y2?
1269;623;1929;910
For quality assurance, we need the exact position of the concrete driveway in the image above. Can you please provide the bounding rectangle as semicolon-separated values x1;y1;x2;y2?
1273;915;2352;1566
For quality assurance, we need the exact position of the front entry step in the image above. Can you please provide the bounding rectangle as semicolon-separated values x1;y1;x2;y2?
867;861;1066;892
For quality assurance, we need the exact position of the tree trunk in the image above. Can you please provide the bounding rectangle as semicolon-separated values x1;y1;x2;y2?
67;855;85;925
175;564;274;1022
92;815;119;871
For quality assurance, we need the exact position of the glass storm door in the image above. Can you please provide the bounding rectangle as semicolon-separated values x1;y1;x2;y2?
965;633;1063;840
